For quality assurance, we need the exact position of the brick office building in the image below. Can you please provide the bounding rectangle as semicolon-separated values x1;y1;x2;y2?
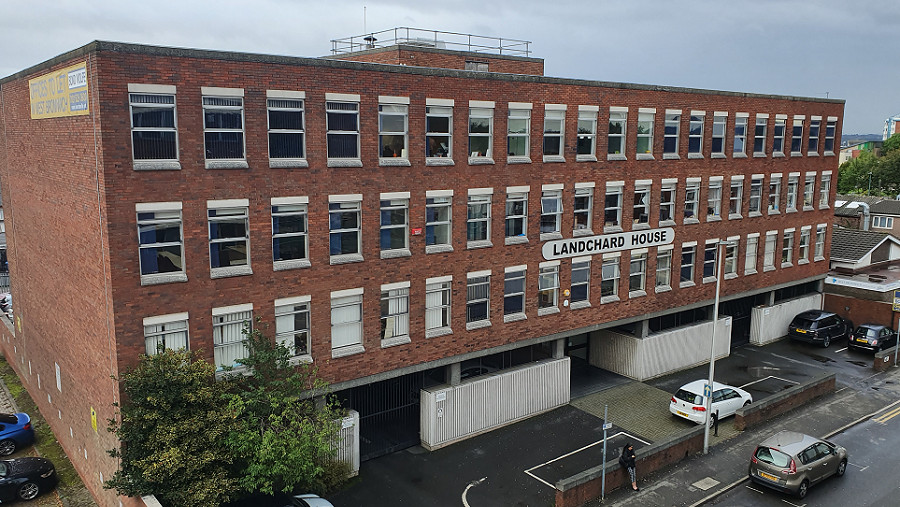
0;31;842;505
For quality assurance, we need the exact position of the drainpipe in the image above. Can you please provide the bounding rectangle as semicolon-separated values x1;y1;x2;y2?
858;202;870;231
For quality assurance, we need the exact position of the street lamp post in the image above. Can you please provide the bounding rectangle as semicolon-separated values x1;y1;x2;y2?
703;240;735;454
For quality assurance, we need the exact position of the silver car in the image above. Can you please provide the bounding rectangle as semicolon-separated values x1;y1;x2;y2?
748;431;847;499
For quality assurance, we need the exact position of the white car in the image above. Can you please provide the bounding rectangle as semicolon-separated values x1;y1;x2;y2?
669;380;752;425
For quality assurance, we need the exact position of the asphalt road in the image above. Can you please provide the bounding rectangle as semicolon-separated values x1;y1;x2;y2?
705;401;900;506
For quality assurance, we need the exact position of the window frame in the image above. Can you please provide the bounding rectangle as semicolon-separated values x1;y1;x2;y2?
571;260;591;305
733;114;748;157
326;98;361;163
633;182;651;226
608;108;627;158
815;225;826;260
703;242;718;280
873;216;894;229
773;116;786;155
426;104;453;161
711;113;727;157
425;279;452;336
379;101;409;164
574;186;594;234
538;264;560;313
426;194;453;251
329;197;363;262
655;248;672;290
466;274;492;327
769;175;782;214
799;228;811;262
753;115;767;156
543;107;566;160
272;198;310;270
503;268;527;319
212;305;252;369
729;178;743;218
330;292;364;356
764;232;777;270
267;93;307;167
207;202;251;278
664;111;681;157
636;109;655;158
604;184;624;230
791;116;805;155
601;256;621;301
786;175;799;211
468;106;494;161
505;191;529;241
684;180;700;221
380;285;411;345
274;297;311;359
576;107;598;160
507;104;532;160
203;93;246;164
819;173;832;208
688;112;704;156
803;174;816;209
808;118;821;155
137;203;186;284
380;196;410;255
540;189;564;236
680;245;696;286
824;118;837;154
749;177;763;215
129;90;179;168
707;179;723;220
629;252;648;294
782;230;795;266
467;192;492;246
143;313;189;356
745;235;759;274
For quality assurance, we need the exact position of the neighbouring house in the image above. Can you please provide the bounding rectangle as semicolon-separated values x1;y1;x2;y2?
838;140;882;164
884;113;900;140
833;194;881;230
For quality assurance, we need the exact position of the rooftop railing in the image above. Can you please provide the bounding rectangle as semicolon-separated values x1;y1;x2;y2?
330;27;531;57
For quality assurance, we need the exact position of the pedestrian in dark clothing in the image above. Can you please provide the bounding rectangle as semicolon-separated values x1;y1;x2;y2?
618;443;638;491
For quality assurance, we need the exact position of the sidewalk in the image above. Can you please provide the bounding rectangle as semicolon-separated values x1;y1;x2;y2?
588;367;900;506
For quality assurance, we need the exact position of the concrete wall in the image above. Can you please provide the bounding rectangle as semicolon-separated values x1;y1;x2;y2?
591;317;731;381
750;293;821;345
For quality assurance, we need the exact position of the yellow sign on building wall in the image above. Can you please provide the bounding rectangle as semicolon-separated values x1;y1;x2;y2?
28;62;90;119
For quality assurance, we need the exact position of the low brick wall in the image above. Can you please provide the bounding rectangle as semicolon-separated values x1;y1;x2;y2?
554;425;704;507
873;346;900;372
733;373;835;431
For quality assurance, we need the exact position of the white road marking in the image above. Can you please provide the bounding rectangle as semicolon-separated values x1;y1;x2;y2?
461;477;486;507
523;431;650;488
769;353;827;369
740;375;800;389
781;499;806;507
834;347;848;353
745;485;765;494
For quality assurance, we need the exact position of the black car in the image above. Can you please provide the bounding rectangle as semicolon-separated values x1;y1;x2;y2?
848;323;898;353
788;310;853;348
0;457;58;502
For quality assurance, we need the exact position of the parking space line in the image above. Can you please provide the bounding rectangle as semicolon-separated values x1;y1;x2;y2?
834;347;848;353
768;353;827;369
739;375;800;389
745;485;765;494
523;431;650;489
781;500;806;507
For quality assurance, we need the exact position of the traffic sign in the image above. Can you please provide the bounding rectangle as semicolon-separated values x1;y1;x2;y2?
893;290;900;312
603;422;613;430
704;383;712;397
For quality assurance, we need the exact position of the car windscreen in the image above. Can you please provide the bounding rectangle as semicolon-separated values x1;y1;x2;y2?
791;318;817;330
855;327;878;338
674;389;702;405
754;446;792;467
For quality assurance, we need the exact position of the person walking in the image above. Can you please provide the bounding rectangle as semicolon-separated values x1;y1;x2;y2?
619;443;639;491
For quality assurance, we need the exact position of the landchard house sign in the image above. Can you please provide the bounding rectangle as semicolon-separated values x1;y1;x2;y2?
541;227;675;260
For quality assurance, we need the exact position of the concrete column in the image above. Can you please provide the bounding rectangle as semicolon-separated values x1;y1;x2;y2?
766;290;776;306
448;363;461;385
639;319;650;338
551;338;565;359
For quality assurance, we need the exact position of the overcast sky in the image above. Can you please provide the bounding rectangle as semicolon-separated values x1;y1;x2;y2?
2;0;898;134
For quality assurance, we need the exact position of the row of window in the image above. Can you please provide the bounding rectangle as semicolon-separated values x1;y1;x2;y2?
128;84;839;170
137;172;832;284
144;223;827;366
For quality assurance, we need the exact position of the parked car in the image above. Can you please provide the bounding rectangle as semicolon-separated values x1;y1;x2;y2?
282;493;335;507
0;456;58;502
748;431;847;499
0;413;34;456
788;310;853;348
848;323;898;353
669;380;753;425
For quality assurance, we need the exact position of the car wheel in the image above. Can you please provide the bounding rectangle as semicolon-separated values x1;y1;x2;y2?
0;439;17;456
796;480;809;499
743;400;751;407
837;459;847;477
17;481;40;501
708;413;717;428
823;336;831;348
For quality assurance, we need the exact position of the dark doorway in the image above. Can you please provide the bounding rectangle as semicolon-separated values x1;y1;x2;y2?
719;293;768;347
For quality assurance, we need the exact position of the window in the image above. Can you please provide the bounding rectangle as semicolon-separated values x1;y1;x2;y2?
633;182;650;226
768;175;782;213
773;116;786;155
466;274;491;325
815;225;826;260
380;197;409;254
680;246;696;285
331;292;363;354
504;268;526;317
707;179;722;219
782;230;794;265
208;203;250;275
137;204;185;281
540;189;563;235
873;216;894;229
799;228;811;262
733;115;748;156
213;305;252;368
656;249;672;289
664;111;680;155
469;106;493;159
467;193;492;244
637;110;654;156
764;232;777;269
824;119;837;153
505;191;528;239
803;174;816;209
688;112;704;155
729;178;743;217
608;108;627;157
711;113;727;156
684;180;700;220
426;194;452;249
745;235;759;274
326;99;360;160
604;183;623;229
543;108;565;159
571;261;590;304
329;198;362;258
601;257;620;299
379;102;408;161
749;177;763;214
130;91;178;164
577;107;598;159
808;118;820;154
507;105;531;159
791;117;804;154
275;297;310;358
629;252;647;293
203;94;245;161
143;313;188;355
754;115;767;155
267;95;305;162
381;285;410;342
819;173;831;208
538;264;560;311
574;186;593;233
724;241;738;277
660;182;676;222
425;279;452;335
703;242;718;279
272;199;308;269
786;175;799;211
426;105;453;158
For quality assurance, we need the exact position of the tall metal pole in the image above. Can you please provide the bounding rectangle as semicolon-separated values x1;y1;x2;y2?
703;241;727;454
601;404;608;500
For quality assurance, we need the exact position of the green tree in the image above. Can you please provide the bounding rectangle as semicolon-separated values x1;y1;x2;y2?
883;132;900;155
875;149;900;196
837;151;880;194
105;349;239;507
223;322;348;496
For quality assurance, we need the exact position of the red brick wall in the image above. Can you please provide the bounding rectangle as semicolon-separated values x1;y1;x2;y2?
333;46;545;75
824;293;897;328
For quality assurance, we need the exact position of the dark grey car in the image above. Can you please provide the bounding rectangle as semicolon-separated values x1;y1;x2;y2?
788;310;853;348
848;323;898;353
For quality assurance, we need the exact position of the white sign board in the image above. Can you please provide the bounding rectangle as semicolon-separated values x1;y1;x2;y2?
542;227;675;260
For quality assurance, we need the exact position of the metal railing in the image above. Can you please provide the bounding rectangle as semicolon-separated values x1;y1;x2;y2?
330;27;531;57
